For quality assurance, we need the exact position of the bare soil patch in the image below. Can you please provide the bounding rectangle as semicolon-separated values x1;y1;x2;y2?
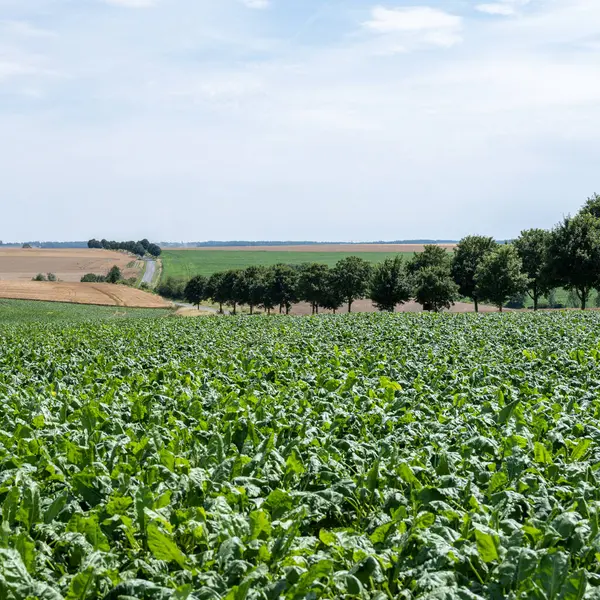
0;281;171;308
0;248;140;282
179;244;456;253
287;299;498;315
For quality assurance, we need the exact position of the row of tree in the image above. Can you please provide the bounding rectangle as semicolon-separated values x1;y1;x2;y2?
87;238;161;257
165;193;600;313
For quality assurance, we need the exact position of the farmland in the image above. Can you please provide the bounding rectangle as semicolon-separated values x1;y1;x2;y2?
0;299;173;324
161;249;418;280
0;281;171;309
2;311;600;598
0;248;141;282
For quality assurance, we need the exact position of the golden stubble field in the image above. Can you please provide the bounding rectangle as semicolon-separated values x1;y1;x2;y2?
0;248;168;308
0;248;140;282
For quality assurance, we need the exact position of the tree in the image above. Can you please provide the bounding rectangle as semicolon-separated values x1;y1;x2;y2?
412;267;458;312
580;193;600;219
451;236;497;312
407;244;452;275
475;245;528;312
139;239;151;251
22;243;32;249
330;256;372;313
321;272;345;313
206;272;227;313
147;244;162;257
297;263;330;314
546;213;600;310
106;265;122;284
408;245;458;311
369;256;411;312
267;264;299;314
234;266;267;315
513;228;552;310
87;239;102;249
184;275;207;309
221;270;242;315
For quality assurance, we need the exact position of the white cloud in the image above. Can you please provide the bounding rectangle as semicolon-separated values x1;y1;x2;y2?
364;6;462;49
240;0;269;9
475;0;531;17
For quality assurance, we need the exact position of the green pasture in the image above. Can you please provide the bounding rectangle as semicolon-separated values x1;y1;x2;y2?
161;249;416;280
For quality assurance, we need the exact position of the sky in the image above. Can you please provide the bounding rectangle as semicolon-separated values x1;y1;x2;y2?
1;0;599;242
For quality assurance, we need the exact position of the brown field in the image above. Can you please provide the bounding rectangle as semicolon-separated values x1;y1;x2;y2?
0;248;141;282
0;281;171;308
176;244;456;253
287;299;497;315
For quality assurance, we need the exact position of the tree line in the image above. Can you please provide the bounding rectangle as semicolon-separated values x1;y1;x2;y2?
88;238;161;257
159;194;600;313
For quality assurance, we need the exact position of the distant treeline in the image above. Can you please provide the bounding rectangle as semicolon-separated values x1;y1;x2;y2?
0;241;88;248
158;239;459;248
88;238;161;257
159;193;600;313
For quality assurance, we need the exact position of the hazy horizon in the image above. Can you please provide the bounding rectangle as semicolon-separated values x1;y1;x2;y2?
1;0;599;242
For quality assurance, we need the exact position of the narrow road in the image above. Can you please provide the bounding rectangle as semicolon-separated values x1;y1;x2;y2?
141;259;156;285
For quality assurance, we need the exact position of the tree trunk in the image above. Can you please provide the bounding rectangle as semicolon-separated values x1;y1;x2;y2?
279;304;283;314
499;305;503;313
286;305;291;315
315;304;319;314
219;302;223;314
232;303;237;315
250;304;254;315
348;300;352;313
474;298;479;313
582;291;587;310
267;308;271;315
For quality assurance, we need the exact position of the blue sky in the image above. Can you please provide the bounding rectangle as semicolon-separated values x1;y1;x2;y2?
1;0;599;242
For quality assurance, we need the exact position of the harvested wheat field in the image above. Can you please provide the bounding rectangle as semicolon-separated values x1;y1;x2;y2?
185;244;456;253
0;248;140;282
0;281;171;308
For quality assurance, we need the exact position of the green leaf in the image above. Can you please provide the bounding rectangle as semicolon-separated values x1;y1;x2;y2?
147;521;187;568
249;510;271;540
65;569;95;600
67;514;110;552
475;528;499;563
534;442;553;465
571;439;591;462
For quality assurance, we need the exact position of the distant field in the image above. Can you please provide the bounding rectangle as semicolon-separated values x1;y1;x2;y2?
0;299;173;324
0;248;140;282
162;249;421;279
0;281;171;308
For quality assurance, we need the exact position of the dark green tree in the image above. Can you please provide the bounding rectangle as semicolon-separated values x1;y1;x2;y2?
407;244;452;275
475;245;528;312
106;265;122;284
513;228;552;310
412;267;458;312
297;263;330;314
221;270;242;314
267;264;299;314
408;246;457;311
451;235;497;312
206;272;227;313
321;272;345;313
580;193;600;219
147;244;161;257
234;266;267;315
369;256;411;312
184;275;207;309
330;256;372;313
546;213;600;310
